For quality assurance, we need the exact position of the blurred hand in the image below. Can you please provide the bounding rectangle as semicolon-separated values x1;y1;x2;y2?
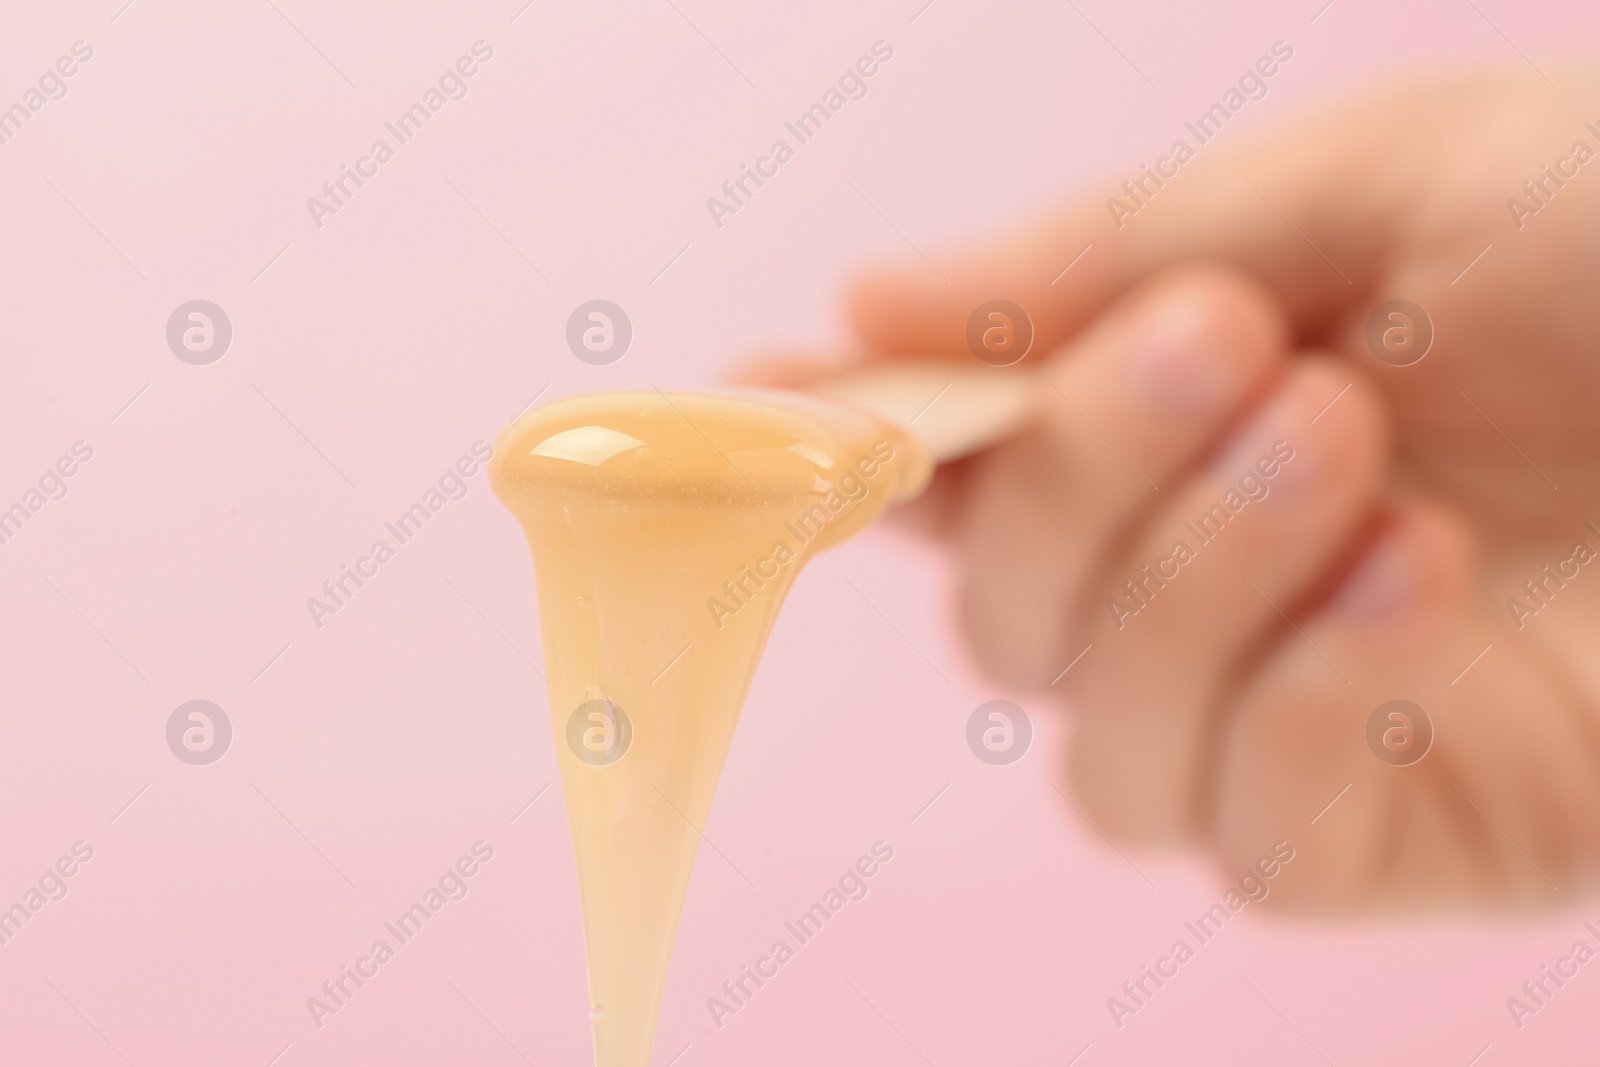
843;67;1600;910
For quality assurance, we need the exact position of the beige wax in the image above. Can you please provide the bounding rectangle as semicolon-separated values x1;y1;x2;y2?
490;389;928;1065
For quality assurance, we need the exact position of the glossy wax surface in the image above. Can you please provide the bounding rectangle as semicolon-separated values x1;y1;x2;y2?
489;390;928;1067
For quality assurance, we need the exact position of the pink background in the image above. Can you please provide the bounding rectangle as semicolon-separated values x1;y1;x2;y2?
2;0;1597;1063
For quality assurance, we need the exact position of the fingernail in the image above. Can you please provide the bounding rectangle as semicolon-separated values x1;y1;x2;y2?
1122;297;1232;414
1333;536;1413;621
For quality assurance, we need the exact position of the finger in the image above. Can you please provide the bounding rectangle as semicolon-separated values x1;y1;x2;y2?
723;351;849;389
1210;500;1481;909
956;265;1289;687
1217;502;1600;910
879;457;973;542
1064;358;1389;843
